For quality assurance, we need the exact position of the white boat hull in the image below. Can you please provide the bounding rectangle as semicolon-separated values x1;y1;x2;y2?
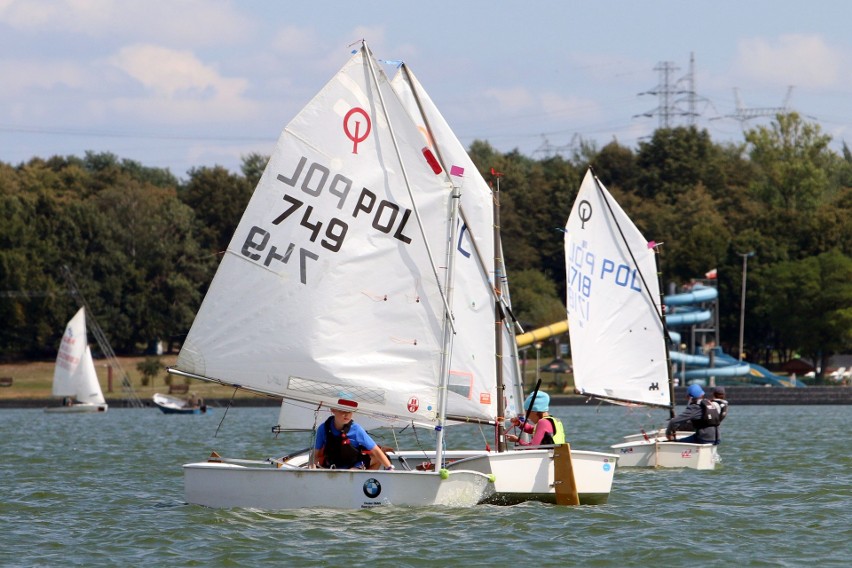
183;461;495;510
610;439;718;470
44;403;108;414
621;429;692;443
392;448;618;505
152;393;207;415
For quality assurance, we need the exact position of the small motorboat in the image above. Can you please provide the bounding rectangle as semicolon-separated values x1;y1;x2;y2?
152;393;209;415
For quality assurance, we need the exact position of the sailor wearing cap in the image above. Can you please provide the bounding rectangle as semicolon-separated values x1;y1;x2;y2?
506;392;566;446
664;384;721;445
312;394;394;471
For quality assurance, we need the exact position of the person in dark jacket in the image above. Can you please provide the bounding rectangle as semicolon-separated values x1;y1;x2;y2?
665;384;720;444
711;386;729;422
708;386;729;443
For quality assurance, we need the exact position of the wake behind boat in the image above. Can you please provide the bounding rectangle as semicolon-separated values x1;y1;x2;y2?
45;307;108;414
564;169;718;470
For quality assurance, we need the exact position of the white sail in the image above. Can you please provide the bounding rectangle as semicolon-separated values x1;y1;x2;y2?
53;307;88;397
496;237;525;418
391;65;521;423
76;346;106;405
174;47;463;425
564;169;670;408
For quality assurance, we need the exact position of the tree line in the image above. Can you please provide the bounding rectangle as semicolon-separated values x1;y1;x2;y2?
1;113;850;378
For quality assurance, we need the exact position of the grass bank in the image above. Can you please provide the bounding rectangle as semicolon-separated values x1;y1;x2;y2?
0;355;257;402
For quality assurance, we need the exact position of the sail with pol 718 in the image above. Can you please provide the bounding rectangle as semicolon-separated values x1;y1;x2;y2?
564;168;670;408
565;169;719;470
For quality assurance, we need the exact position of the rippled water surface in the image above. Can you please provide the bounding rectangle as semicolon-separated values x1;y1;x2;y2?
2;403;850;566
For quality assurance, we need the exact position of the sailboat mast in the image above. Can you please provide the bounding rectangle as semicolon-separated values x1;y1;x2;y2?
654;246;677;419
363;46;456;467
395;62;462;466
493;171;508;452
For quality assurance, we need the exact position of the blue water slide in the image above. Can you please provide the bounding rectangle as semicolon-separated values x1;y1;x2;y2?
664;285;718;306
683;364;751;379
711;348;807;387
664;285;716;327
670;350;751;380
664;284;805;387
666;310;712;326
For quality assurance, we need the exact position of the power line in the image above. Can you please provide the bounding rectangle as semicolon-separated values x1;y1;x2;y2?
634;53;712;130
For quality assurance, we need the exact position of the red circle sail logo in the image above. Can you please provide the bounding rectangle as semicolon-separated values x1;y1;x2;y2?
407;397;419;413
343;107;371;154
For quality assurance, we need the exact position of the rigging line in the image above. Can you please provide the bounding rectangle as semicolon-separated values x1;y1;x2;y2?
214;387;239;438
362;44;455;336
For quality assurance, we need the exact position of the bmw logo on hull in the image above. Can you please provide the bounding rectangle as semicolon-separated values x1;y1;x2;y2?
363;478;381;498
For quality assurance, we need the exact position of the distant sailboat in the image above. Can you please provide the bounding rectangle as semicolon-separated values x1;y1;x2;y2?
45;307;108;414
565;168;718;470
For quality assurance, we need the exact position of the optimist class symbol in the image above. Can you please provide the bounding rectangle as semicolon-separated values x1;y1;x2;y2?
344;107;371;154
407;397;420;413
577;199;592;229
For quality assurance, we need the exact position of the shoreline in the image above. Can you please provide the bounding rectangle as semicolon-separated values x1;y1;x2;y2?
4;386;851;409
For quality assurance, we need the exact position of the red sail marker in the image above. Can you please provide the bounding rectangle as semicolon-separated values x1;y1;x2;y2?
422;147;442;174
343;108;371;154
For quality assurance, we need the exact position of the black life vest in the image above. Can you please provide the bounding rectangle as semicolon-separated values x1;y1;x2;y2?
321;416;370;469
694;399;722;428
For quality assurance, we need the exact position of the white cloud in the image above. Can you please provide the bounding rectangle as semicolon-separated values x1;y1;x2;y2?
0;58;87;93
271;26;321;56
483;86;535;111
734;34;842;88
108;44;246;99
0;0;251;46
539;92;601;120
105;44;256;122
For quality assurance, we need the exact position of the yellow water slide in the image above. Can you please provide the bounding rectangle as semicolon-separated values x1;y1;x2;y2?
515;320;569;348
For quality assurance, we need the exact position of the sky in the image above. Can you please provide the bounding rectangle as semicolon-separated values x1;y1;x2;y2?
2;0;851;179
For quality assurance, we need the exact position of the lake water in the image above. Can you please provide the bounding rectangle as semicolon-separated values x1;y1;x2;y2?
2;404;850;567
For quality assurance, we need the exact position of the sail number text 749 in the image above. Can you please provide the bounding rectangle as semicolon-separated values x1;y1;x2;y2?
239;156;414;284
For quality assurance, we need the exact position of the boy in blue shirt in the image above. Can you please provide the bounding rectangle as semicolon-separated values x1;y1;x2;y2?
313;399;393;470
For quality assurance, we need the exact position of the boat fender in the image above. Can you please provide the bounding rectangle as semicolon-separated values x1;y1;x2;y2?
487;474;496;483
439;468;449;479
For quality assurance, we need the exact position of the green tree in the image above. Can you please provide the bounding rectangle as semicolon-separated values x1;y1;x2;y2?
179;166;253;254
745;112;832;213
635;126;728;203
241;153;269;188
759;250;852;379
506;269;566;330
